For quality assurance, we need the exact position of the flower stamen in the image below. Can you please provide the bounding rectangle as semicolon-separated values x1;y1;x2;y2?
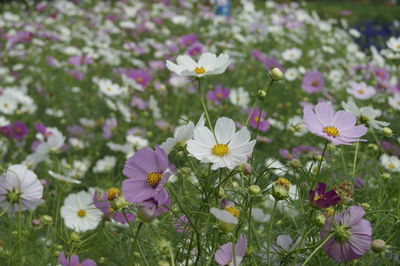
211;144;229;157
194;66;206;75
323;126;339;137
147;172;162;187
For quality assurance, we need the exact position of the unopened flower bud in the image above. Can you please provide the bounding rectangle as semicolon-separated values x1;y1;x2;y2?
32;219;41;227
290;159;301;169
371;239;387;253
232;181;239;188
360;202;371;211
271;67;283;81
382;127;393;137
316;213;326;226
367;144;378;151
382;173;391;180
242;163;253;175
249;185;261;195
218;187;226;197
41;215;53;225
157;240;171;255
272;177;291;201
257;89;267;99
158;261;170;266
70;232;81;241
114;195;129;209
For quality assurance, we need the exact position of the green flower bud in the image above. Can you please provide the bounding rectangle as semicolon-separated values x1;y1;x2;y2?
316;213;326;226
371;239;387;253
271;67;283;81
290;159;301;169
382;127;393;137
360;202;371;211
257;89;267;99
382;173;391;180
241;163;253;176
272;178;291;201
249;185;261;196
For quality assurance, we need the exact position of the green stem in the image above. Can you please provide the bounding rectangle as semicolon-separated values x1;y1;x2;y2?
169;245;176;266
232;237;237;266
311;141;328;189
198;79;213;133
267;201;278;265
301;233;334;266
352;141;359;177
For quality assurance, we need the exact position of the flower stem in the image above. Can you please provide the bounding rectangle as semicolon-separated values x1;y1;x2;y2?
311;141;328;189
198;79;213;133
232;237;237;266
267;201;277;265
352;141;359;177
301;233;334;266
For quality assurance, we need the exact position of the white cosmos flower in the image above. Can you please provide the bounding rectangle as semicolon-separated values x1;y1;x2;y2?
48;170;81;184
166;52;230;77
160;114;205;154
387;37;400;53
0;165;44;213
187;117;256;170
92;156;117;173
287;116;307;136
229;87;250;108
60;190;102;233
342;100;389;130
0;94;18;115
282;48;302;62
388;93;400;110
284;68;299;81
380;154;400;172
36;131;66;154
98;79;124;97
210;207;238;225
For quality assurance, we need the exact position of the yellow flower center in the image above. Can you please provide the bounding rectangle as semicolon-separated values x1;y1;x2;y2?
136;77;143;83
77;210;86;217
397;44;400;49
388;163;395;169
323;126;339;137
254;116;260;123
225;206;240;217
276;177;291;189
357;89;364;94
3;103;8;108
311;80;319;86
147;172;162;187
313;195;323;202
325;207;334;217
194;66;206;75
107;188;121;201
216;93;223;99
211;144;229;157
106;87;112;91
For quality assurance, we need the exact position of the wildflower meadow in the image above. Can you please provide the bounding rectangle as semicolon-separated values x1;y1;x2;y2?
1;0;400;265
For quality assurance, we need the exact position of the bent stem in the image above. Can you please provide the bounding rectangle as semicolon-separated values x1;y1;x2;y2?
267;201;278;265
301;233;334;266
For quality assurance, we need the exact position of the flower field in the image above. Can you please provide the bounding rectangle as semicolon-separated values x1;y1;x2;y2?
1;0;400;265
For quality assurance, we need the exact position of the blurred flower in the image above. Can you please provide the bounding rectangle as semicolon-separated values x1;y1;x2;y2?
187;117;256;170
301;71;324;93
207;84;230;105
321;206;371;262
160;114;204;154
48;170;81;184
347;82;375;100
248;107;270;132
58;251;96;266
97;79;124;97
309;182;340;209
229;87;250;108
342;100;389;130
60;190;102;233
166;52;230;77
263;235;304;262
92;156;117;173
303;102;367;145
380;154;400;172
215;235;247;265
0;120;29;140
0;165;43;213
122;146;170;204
102;118;117;139
93;189;134;224
173;215;189;233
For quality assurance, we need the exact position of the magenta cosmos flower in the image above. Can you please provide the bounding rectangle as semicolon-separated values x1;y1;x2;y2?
309;182;340;209
0;121;29;140
93;189;135;224
301;71;324;93
248;107;270;132
215;235;247;265
303;102;368;145
122;146;170;205
207;84;230;105
58;251;96;266
321;206;372;263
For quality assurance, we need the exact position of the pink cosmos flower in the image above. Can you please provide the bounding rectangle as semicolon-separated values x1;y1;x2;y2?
347;82;376;100
321;206;372;262
215;235;247;265
93;190;135;224
309;182;340;209
301;71;324;93
303;102;367;145
207;84;230;105
122;146;170;205
58;252;96;266
248;107;270;132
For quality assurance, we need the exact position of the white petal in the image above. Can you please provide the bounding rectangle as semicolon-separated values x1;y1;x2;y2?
215;117;235;144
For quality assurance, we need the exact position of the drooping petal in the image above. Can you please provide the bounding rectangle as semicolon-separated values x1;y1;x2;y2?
215;117;236;144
